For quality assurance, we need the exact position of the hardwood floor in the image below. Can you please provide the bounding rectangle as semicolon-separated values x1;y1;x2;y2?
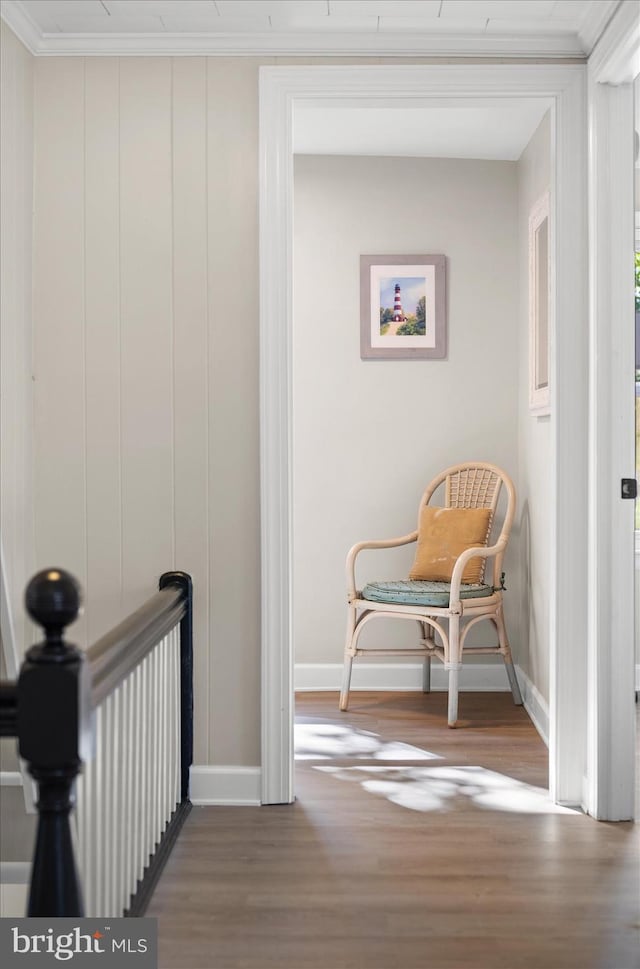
148;692;639;969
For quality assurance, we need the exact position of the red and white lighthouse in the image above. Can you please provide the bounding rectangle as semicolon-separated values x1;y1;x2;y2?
392;283;404;322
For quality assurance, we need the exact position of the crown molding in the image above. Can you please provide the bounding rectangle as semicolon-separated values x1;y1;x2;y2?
588;0;640;82
0;0;40;53
0;1;586;59
578;0;622;56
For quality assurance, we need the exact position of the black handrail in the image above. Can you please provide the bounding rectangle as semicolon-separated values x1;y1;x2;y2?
87;585;185;707
0;567;194;918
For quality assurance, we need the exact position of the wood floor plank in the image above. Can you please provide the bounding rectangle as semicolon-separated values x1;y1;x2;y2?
148;692;639;969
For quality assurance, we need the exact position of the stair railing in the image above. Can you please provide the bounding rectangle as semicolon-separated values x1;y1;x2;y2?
0;568;193;917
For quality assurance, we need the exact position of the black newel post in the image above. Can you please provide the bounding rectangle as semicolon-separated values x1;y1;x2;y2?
159;571;193;801
18;569;90;917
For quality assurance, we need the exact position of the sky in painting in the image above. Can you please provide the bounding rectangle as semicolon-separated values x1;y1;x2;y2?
379;276;426;314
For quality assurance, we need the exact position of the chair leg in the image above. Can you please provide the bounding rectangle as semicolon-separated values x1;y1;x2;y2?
446;615;461;727
417;622;431;693
339;606;357;712
423;657;431;693
339;656;353;712
447;666;460;726
495;609;523;706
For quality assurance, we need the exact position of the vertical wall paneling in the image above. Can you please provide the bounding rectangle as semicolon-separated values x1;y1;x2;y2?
206;59;261;764
1;24;18;650
0;23;34;658
33;57;88;645
32;53;269;767
171;57;210;763
84;58;122;643
119;58;174;615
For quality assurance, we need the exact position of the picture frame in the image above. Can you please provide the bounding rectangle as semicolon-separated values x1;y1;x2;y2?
360;254;446;360
528;192;551;415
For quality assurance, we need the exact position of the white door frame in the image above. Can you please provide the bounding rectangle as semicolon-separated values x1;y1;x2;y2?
586;2;640;821
259;63;588;807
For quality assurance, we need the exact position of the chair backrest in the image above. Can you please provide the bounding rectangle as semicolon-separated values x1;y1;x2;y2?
419;462;516;587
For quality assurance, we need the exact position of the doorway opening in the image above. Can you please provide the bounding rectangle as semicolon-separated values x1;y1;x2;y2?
259;64;588;809
290;96;553;803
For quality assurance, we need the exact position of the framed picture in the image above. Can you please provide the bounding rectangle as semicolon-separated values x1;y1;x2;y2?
360;254;446;360
528;192;551;415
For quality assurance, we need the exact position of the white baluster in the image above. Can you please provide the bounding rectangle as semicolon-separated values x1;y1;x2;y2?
174;626;180;805
133;662;143;887
72;617;184;917
141;652;150;878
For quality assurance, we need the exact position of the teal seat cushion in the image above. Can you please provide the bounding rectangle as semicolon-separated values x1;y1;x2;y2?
361;580;494;607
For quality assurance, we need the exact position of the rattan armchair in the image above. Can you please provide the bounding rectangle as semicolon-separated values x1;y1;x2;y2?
340;462;522;727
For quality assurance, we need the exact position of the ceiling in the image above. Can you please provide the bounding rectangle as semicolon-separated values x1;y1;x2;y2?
0;0;621;57
293;97;551;159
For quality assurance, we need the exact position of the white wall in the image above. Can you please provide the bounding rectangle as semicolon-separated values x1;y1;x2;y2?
293;154;520;665
32;57;262;767
0;21;34;664
517;113;551;701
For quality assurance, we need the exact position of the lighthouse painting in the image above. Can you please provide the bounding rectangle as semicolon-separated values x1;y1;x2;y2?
379;276;425;336
360;254;446;360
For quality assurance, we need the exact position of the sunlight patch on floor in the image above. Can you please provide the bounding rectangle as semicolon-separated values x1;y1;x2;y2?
314;764;579;815
294;720;442;761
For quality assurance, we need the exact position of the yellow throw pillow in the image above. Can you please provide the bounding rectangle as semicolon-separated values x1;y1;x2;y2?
409;506;492;585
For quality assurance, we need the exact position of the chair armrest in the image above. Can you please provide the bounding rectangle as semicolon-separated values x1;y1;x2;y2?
449;541;507;605
346;533;418;600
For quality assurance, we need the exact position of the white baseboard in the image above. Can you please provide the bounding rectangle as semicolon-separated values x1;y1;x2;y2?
0;862;30;885
0;771;23;787
188;665;551;807
189;766;261;806
515;665;549;747
294;661;550;746
0;883;28;917
295;661;511;693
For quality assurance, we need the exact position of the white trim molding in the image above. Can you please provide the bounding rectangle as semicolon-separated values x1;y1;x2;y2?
189;766;261;807
585;0;639;822
0;1;593;59
0;862;31;885
0;0;40;54
516;667;550;747
0;865;30;918
295;661;512;694
528;190;552;416
0;771;23;787
587;0;640;84
260;63;588;806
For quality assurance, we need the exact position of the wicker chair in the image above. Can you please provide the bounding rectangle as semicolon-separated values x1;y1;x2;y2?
340;462;522;726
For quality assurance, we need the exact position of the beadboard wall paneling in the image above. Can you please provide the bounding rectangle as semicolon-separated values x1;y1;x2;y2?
32;57;263;765
84;57;121;645
206;59;261;766
171;57;210;764
119;57;174;618
33;58;88;646
0;22;34;660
